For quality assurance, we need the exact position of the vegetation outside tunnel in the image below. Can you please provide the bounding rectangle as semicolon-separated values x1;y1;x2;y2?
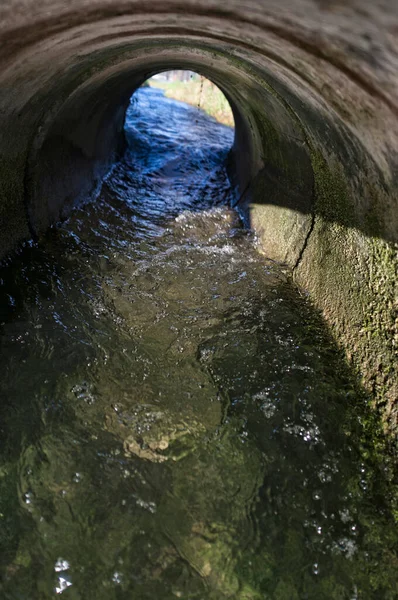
148;71;235;127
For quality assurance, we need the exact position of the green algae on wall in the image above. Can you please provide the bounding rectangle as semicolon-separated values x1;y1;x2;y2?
309;151;355;228
294;153;398;442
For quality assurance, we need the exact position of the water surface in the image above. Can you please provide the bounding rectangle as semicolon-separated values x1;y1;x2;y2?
0;87;397;599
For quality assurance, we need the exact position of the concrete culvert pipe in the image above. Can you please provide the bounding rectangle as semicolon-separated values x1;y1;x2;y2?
0;1;397;440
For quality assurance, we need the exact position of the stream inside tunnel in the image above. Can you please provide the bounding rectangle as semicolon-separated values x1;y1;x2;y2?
0;84;397;599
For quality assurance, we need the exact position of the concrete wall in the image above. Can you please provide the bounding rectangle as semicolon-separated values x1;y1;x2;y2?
0;1;397;439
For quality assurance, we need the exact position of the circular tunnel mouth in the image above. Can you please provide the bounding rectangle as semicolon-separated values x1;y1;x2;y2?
23;41;314;242
105;69;237;233
119;70;236;219
13;29;395;267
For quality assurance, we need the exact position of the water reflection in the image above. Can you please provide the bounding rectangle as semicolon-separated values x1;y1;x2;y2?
0;87;396;599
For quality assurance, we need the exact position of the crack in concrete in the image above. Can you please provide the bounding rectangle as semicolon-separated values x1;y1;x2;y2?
293;210;315;272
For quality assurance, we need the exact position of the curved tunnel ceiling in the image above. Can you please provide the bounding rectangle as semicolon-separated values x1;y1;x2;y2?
0;1;397;436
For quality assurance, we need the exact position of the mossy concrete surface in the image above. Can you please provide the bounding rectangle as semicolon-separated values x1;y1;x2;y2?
0;0;397;439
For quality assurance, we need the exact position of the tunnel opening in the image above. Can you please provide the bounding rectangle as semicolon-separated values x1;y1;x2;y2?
119;70;236;219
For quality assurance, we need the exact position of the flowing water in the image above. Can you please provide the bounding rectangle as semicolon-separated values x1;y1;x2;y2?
0;87;397;599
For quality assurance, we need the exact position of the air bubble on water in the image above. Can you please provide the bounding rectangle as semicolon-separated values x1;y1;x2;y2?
312;563;320;575
55;558;70;572
23;492;33;505
71;382;95;404
333;537;357;558
136;498;157;513
317;469;332;483
55;575;72;594
112;571;123;584
260;399;276;419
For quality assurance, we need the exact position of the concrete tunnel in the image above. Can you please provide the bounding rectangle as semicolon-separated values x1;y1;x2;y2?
0;0;397;441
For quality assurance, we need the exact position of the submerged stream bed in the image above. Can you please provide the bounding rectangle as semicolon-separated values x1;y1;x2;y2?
0;87;397;599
